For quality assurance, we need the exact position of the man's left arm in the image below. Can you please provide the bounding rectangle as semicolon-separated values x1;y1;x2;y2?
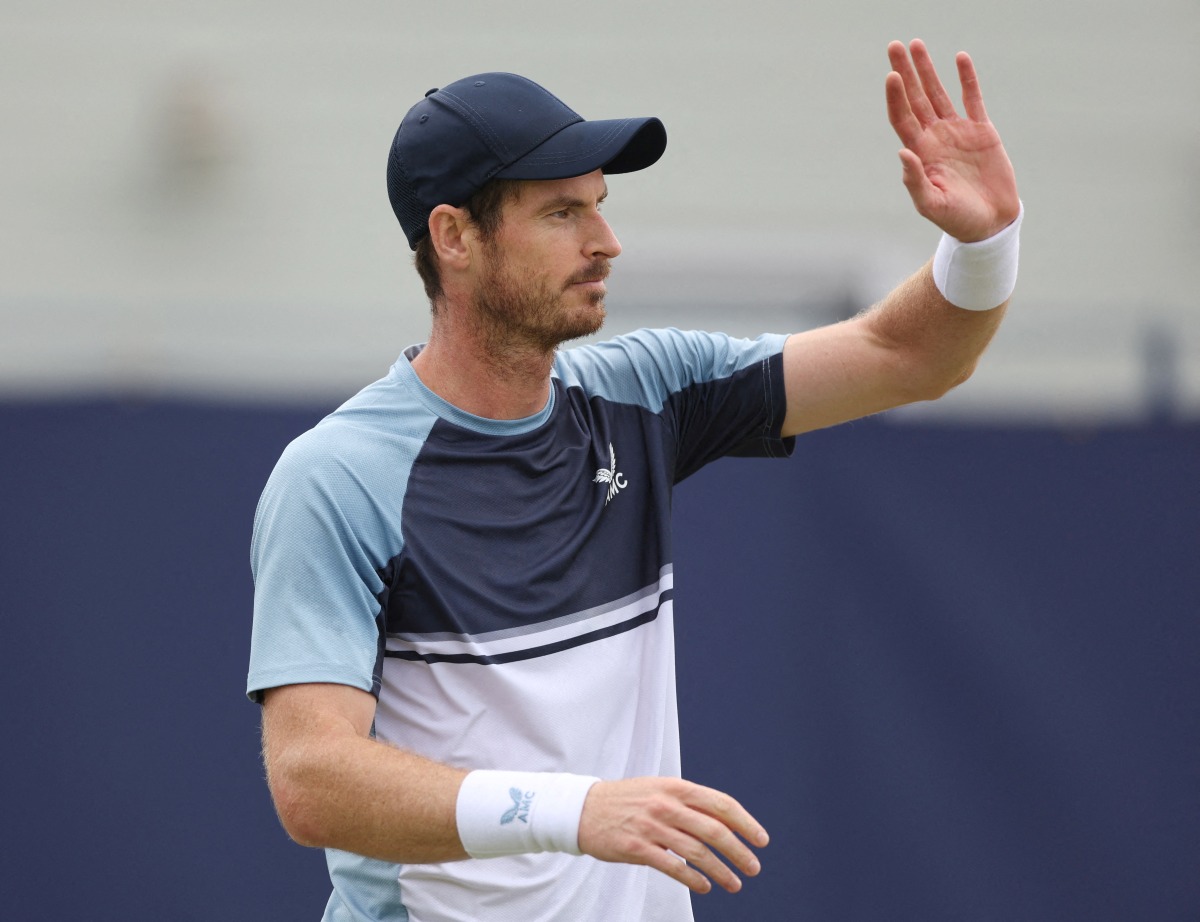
782;39;1021;437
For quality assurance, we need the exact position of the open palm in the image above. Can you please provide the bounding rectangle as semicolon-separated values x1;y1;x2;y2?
886;39;1020;242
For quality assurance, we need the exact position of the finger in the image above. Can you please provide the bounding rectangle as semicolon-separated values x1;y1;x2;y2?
956;51;990;122
910;38;958;120
673;808;763;883
885;71;924;149
637;843;716;895
887;39;936;126
649;785;767;890
691;786;770;850
898;148;939;218
661;836;744;894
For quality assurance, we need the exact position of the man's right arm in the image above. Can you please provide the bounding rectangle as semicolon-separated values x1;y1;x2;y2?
260;681;768;893
261;682;469;863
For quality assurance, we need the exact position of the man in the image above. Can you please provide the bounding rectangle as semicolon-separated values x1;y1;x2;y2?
249;39;1021;921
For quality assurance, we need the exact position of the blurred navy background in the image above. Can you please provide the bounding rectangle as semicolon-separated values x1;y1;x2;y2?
3;399;1196;920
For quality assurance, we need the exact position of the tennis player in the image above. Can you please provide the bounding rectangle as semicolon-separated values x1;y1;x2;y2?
248;39;1021;922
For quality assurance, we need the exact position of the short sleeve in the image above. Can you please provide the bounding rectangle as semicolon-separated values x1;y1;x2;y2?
247;432;395;703
649;329;794;479
555;329;794;483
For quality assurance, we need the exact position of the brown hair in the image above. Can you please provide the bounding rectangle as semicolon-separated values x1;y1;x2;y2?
413;179;525;308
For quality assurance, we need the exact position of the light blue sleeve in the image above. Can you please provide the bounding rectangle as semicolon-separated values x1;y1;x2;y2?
554;327;789;412
555;328;793;480
246;423;412;702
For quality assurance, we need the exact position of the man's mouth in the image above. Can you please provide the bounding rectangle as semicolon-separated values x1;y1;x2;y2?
567;261;611;288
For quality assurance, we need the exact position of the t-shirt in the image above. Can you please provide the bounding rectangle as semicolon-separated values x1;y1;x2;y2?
248;328;793;922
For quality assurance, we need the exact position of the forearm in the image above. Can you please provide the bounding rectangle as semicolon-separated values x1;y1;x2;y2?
262;684;468;864
260;683;770;894
780;259;1008;436
863;259;1007;398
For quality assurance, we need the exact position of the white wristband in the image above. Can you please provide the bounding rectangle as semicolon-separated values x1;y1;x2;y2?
931;202;1024;311
455;770;601;859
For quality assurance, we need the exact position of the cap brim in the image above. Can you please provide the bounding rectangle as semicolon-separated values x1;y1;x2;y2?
495;117;666;181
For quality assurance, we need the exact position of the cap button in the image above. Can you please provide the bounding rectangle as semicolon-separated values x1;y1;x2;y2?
424;87;439;97
473;81;485;87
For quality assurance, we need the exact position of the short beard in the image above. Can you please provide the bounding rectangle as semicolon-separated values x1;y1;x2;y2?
471;248;610;357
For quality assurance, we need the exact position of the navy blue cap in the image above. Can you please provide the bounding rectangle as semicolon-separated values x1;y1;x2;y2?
387;73;667;249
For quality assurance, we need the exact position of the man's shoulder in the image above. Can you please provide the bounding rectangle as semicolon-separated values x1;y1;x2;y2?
268;367;436;495
554;327;701;382
559;328;787;365
554;328;788;406
558;327;701;361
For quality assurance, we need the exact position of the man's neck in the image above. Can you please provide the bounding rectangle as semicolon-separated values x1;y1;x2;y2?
410;323;556;421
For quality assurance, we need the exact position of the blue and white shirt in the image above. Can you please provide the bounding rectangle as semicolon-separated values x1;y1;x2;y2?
249;328;793;922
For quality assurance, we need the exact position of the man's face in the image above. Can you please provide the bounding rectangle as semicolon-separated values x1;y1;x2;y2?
470;170;622;352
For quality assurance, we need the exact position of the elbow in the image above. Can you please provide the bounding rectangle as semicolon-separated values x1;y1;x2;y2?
267;753;333;848
274;796;322;849
947;362;979;393
908;355;980;403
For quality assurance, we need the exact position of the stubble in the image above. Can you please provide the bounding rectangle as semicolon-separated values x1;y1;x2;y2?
471;248;611;358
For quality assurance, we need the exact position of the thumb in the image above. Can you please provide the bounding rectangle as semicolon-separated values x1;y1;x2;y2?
898;149;936;212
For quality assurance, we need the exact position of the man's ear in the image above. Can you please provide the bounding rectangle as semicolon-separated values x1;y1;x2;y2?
427;205;475;271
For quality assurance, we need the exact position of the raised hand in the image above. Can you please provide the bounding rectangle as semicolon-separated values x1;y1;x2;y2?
577;776;769;895
886;39;1020;242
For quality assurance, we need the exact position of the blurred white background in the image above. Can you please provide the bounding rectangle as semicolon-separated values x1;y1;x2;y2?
2;0;1197;421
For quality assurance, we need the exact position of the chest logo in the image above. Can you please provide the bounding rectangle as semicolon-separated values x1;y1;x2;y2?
593;442;628;505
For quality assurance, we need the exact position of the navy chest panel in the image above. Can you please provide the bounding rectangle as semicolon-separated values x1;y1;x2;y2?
377;383;675;637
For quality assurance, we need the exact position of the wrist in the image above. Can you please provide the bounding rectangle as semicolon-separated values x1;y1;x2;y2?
455;769;601;859
932;201;1023;311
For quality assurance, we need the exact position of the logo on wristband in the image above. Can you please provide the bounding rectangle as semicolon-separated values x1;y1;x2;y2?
501;787;535;825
